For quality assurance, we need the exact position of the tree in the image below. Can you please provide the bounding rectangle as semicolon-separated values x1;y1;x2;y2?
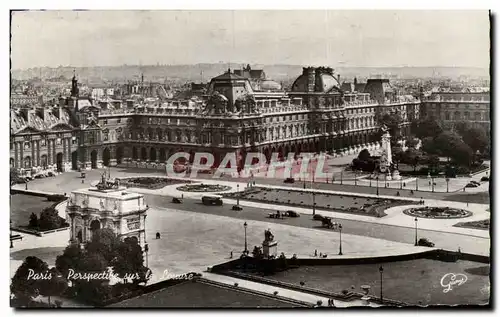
406;138;419;150
411;118;443;139
56;244;84;278
358;149;371;161
11;256;49;303
433;131;464;160
39;268;68;307
376;111;403;143
460;126;489;155
38;207;66;231
10;168;23;186
28;213;39;228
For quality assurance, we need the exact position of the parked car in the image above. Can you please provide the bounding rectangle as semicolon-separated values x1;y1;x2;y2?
313;214;325;221
417;238;435;247
481;176;490;182
471;180;481;186
172;197;182;204
284;177;295;183
465;182;479;188
285;210;300;218
232;205;243;211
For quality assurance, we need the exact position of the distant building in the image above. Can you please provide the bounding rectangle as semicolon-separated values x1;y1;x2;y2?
10;66;420;174
421;91;490;131
234;64;282;92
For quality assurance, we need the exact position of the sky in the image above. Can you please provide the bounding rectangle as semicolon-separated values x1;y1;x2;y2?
10;10;490;70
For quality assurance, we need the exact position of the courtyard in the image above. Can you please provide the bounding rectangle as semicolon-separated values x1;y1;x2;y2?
10;193;55;227
255;259;490;306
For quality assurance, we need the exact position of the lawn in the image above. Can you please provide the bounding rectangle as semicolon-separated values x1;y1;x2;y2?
110;279;300;307
454;219;490;231
224;187;410;217
10;193;55;227
257;259;490;306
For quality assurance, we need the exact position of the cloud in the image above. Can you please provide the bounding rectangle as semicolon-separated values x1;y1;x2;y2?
10;10;490;69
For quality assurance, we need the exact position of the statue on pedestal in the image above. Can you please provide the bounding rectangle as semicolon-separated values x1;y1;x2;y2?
264;229;274;243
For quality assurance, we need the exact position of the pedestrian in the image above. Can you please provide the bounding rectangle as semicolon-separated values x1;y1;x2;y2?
314;249;317;257
463;187;466;192
253;181;255;186
82;179;84;184
396;191;400;196
458;247;461;253
303;183;306;189
410;190;414;195
156;232;161;239
230;251;233;259
25;182;28;190
181;193;184;199
319;252;322;257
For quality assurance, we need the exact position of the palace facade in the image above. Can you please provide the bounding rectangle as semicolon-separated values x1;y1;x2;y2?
10;67;421;176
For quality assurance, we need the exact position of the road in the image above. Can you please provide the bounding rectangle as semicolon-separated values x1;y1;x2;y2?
143;194;490;256
113;166;490;203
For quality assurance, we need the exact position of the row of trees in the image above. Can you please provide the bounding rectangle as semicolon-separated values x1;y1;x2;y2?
11;228;150;307
28;207;69;232
413;118;489;167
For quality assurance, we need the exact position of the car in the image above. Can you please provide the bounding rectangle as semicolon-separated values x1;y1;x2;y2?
284;178;295;183
171;197;182;204
232;205;243;211
481;176;490;182
313;214;325;221
285;210;300;218
471;180;481;186
417;238;435;247
465;183;479;188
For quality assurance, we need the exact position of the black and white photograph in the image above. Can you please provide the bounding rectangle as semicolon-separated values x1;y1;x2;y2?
8;9;491;308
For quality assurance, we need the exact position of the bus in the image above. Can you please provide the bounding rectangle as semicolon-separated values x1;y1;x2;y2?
202;195;223;206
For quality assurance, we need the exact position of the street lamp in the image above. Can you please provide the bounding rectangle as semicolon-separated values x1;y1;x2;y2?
340;170;343;185
338;224;343;255
376;174;379;196
144;243;149;268
379;266;384;303
312;192;316;215
354;170;357;186
416;177;419;191
237;184;240;206
431;176;435;193
369;174;372;187
243;222;248;255
446;178;450;193
414;217;418;246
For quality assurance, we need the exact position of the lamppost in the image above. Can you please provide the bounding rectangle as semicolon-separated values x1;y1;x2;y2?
414;217;418;246
243;222;248;255
312;192;316;215
416;177;419;191
237;184;240;207
354;170;357;186
376;174;379;196
379;266;384;303
431;176;435;193
446;178;450;193
144;243;149;268
338;224;343;255
340;170;343;185
400;178;403;190
369;174;372;187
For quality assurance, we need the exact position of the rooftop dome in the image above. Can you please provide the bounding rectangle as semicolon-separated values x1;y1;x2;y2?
259;80;282;91
291;67;341;93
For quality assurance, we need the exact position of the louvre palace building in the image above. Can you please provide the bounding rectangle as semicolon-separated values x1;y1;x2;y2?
10;66;420;177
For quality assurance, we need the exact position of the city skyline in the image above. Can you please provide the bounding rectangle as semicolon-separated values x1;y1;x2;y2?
11;10;490;70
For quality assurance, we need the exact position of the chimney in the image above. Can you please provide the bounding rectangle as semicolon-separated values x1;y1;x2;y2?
303;67;316;93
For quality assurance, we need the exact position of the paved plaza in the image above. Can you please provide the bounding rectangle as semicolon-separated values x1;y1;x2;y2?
10;166;491;306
